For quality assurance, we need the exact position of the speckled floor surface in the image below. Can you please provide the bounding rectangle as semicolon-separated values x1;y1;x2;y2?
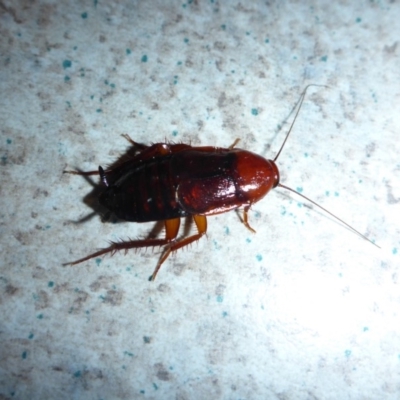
1;1;399;399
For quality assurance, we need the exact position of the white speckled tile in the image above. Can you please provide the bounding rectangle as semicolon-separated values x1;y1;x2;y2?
1;1;399;399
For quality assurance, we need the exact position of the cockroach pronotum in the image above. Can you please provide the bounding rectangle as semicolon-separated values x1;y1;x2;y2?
64;85;378;280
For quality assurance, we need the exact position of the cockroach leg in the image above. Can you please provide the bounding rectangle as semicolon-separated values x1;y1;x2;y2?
65;215;207;281
64;237;170;267
150;215;208;281
121;133;148;150
63;169;99;176
229;138;241;150
64;218;180;274
241;205;256;233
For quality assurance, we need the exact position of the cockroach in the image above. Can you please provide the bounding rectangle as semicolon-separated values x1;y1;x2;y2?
64;85;378;280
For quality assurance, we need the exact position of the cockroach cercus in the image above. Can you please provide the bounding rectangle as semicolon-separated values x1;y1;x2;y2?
64;85;378;281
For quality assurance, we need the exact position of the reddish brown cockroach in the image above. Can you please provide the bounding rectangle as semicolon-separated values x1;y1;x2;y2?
64;85;377;280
